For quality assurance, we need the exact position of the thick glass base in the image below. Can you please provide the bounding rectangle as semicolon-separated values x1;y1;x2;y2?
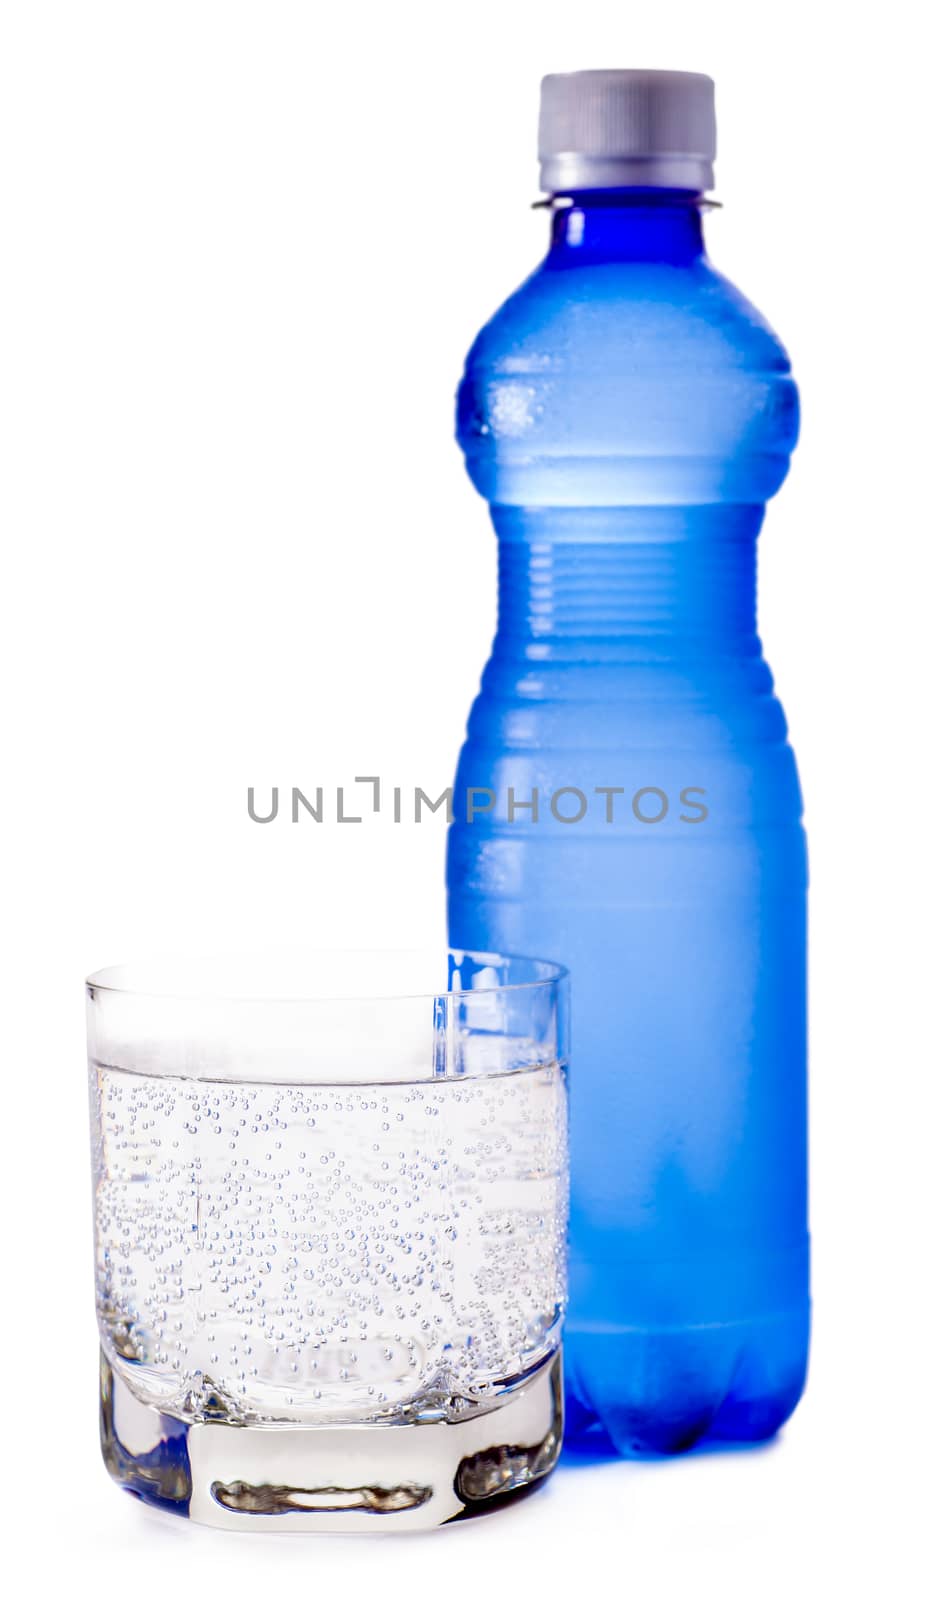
100;1348;562;1532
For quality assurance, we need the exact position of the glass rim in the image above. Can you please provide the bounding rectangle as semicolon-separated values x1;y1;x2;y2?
84;948;569;1007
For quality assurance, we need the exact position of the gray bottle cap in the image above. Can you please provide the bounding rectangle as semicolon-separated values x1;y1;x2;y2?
538;69;716;194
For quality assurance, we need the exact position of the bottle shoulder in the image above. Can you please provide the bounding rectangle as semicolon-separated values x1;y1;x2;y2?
457;256;800;507
463;256;792;378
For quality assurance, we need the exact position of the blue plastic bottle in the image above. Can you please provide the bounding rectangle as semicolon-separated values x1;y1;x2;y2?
447;71;808;1453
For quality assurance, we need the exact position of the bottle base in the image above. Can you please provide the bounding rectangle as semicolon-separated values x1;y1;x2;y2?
564;1310;809;1456
100;1347;563;1532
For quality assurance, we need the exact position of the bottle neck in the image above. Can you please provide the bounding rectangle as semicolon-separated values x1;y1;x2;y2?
546;189;707;266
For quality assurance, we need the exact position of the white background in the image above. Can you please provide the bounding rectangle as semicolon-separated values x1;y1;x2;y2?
1;0;945;1592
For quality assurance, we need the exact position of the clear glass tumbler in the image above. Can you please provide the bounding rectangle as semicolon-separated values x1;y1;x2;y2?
87;950;568;1532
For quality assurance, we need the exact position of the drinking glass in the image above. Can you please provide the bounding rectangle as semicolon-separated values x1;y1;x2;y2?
86;950;568;1532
